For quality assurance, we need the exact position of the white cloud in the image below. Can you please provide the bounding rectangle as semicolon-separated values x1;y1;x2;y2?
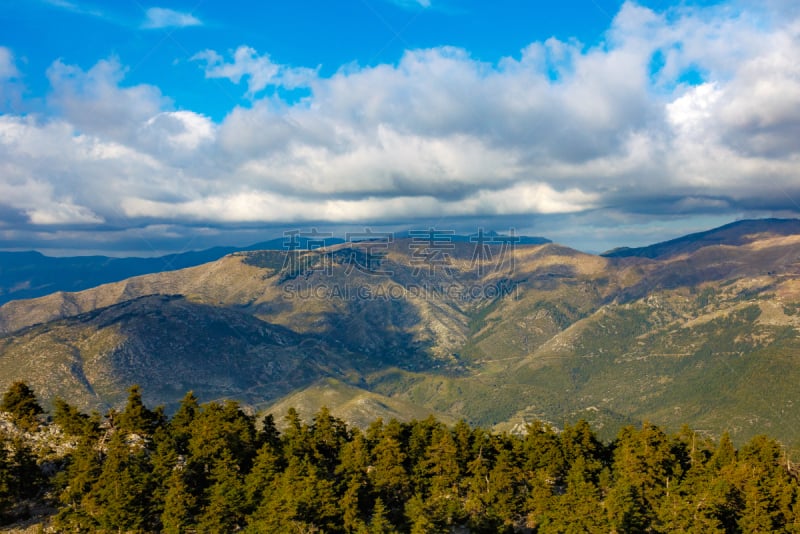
46;57;167;142
192;46;317;98
0;47;23;113
2;1;800;245
0;47;19;80
139;111;215;152
142;7;201;29
26;202;104;225
667;82;722;133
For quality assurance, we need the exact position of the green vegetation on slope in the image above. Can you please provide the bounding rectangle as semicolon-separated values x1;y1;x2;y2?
2;382;800;533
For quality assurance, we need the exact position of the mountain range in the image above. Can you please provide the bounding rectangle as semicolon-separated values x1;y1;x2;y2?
0;235;346;306
1;219;799;444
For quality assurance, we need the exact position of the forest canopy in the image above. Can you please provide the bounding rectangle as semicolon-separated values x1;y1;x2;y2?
1;383;799;533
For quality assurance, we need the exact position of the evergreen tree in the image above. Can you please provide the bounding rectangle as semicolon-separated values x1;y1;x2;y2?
197;449;247;533
170;391;200;453
188;400;258;480
83;430;155;532
1;381;43;431
249;456;340;532
161;466;197;534
247;455;305;531
524;453;559;530
364;497;397;534
336;431;371;532
405;493;444;534
0;383;797;534
245;441;284;512
259;413;281;450
485;443;524;529
54;435;103;531
606;482;649;533
409;426;465;530
522;421;566;481
117;384;158;436
610;422;677;529
310;406;350;474
545;456;608;533
463;444;492;531
560;419;605;475
52;397;97;437
370;422;410;524
282;407;311;461
149;426;183;523
737;435;796;532
0;443;11;523
712;431;737;470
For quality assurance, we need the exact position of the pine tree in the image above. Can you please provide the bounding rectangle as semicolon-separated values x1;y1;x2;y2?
282;407;311;461
259;413;281;450
463;445;491;530
310;406;350;474
197;450;247;533
149;426;183;523
711;432;737;470
53;435;102;531
245;441;284;512
187;400;258;480
736;434;795;532
0;440;13;522
248;456;340;532
161;466;197;534
85;430;155;532
485;443;524;529
247;455;305;531
560;419;605;474
546;456;608;533
411;427;464;530
52;397;98;437
370;424;410;524
405;494;444;534
170;391;200;453
606;481;649;534
117;384;158;436
1;381;43;431
336;431;371;532
365;497;397;534
609;423;677;530
522;420;566;481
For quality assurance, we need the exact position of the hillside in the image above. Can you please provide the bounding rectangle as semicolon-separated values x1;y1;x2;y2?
0;235;345;306
602;218;800;259
1;219;800;443
0;233;549;306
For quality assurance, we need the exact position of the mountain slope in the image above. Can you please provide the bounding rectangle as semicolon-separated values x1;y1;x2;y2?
0;294;369;412
1;219;800;442
0;233;550;306
263;377;455;429
0;236;345;306
602;218;800;259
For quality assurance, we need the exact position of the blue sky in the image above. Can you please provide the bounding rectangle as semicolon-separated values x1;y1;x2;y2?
1;0;799;255
4;0;629;119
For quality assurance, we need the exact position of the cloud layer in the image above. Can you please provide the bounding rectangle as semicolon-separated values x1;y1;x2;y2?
1;2;800;253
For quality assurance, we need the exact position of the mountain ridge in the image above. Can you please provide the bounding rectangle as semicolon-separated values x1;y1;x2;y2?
601;217;800;259
1;218;799;443
0;232;551;306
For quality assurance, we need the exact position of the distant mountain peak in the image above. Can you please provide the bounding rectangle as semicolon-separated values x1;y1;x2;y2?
601;218;800;259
